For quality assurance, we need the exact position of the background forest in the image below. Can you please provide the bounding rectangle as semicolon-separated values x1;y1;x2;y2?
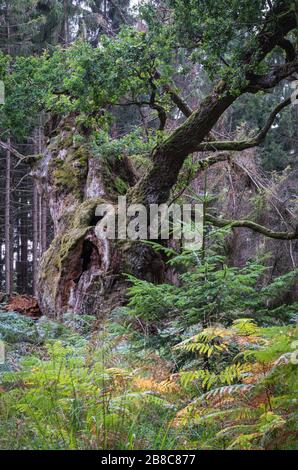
0;0;297;451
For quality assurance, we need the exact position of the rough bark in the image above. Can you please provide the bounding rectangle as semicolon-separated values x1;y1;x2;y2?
32;182;38;296
5;137;12;296
33;116;145;317
20;195;28;293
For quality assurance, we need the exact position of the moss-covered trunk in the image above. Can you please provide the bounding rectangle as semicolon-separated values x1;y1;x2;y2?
32;117;138;317
127;91;235;206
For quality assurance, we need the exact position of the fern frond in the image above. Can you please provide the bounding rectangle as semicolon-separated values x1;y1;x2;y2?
203;383;255;401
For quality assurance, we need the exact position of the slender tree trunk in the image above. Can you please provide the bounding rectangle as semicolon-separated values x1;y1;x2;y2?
20;202;28;293
32;182;39;296
5;137;12;296
16;216;21;292
40;196;47;254
38;123;47;254
4;3;12;296
63;0;70;44
38;194;42;254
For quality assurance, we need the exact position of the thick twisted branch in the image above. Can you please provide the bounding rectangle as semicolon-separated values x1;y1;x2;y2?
129;1;297;207
195;97;291;152
247;60;298;92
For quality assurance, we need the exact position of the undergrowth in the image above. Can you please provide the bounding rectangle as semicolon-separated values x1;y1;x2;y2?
0;239;297;450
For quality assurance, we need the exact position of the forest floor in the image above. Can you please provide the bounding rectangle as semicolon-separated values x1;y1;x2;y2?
0;302;297;450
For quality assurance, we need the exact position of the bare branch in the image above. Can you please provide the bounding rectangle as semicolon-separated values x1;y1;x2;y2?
195;97;291;152
0;140;38;166
196;152;231;168
149;77;167;130
153;70;193;118
163;84;193;118
206;213;298;240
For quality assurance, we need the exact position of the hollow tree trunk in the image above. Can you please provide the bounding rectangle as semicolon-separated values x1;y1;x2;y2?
32;115;150;318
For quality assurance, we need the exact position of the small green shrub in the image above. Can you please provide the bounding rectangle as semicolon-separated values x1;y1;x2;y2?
0;312;39;344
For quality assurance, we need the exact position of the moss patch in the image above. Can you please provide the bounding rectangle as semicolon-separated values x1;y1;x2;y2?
48;131;89;200
39;197;109;309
